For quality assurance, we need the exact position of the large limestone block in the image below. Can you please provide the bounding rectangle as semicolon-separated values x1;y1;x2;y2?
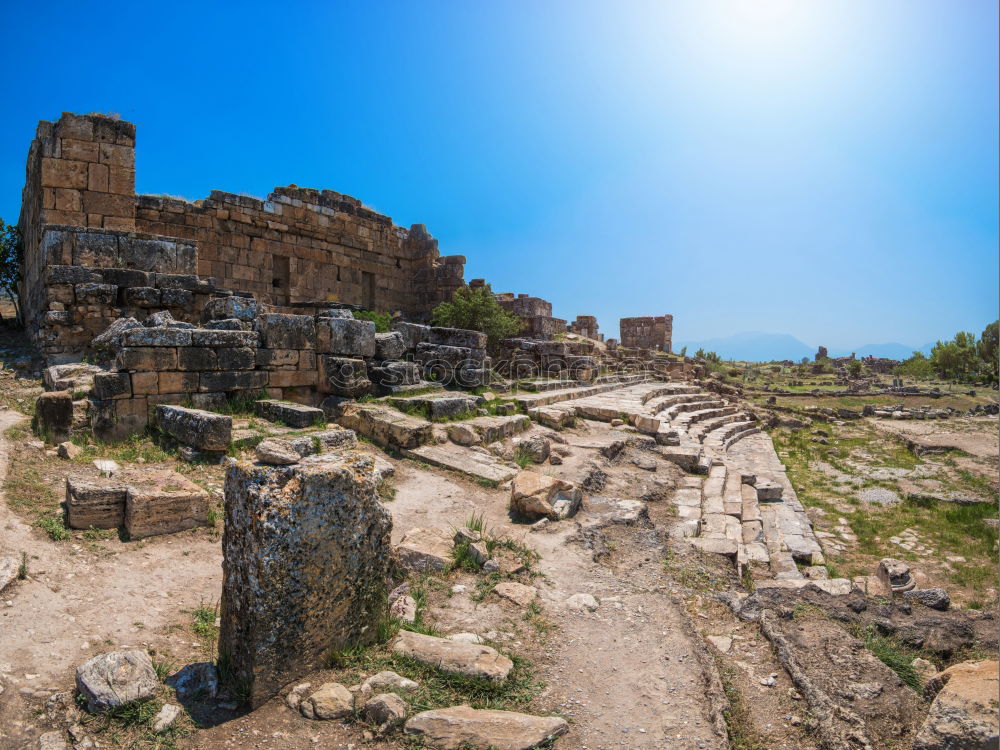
66;477;127;529
374;332;406;361
914;660;999;750
395;527;454;573
156;405;232;451
75;650;159;713
392;630;513;682
316;317;376;358
219;453;392;708
428;327;487;350
35;391;74;443
404;705;569;750
253;399;325;428
92;316;142;351
202;295;258;322
319;356;372;398
123;469;210;539
255;313;315;350
510;471;581;521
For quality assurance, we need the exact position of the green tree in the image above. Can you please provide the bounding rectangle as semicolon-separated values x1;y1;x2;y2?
931;331;979;381
431;283;523;351
896;351;933;379
847;359;863;378
679;346;687;357
978;320;998;383
0;218;21;324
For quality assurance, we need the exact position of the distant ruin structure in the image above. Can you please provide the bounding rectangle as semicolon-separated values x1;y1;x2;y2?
568;315;599;340
494;292;567;339
619;315;672;352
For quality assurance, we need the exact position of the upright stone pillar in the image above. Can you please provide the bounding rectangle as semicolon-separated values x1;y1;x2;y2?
219;452;392;707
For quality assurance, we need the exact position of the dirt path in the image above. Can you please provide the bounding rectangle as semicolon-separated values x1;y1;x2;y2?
0;410;224;749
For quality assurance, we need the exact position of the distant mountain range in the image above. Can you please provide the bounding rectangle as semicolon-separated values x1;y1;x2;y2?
673;331;934;363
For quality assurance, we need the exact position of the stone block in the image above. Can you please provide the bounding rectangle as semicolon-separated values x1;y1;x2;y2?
318;356;371;398
76;650;159;714
391;321;430;350
428;327;487;349
116;347;178;371
510;471;581;521
75;283;117;305
35;391;74;443
122;327;192;347
199;370;268;392
316;317;376;358
219;453;392;708
161;288;194;307
48;265;102;285
122;287;161;307
370;361;422;391
66;477;127;529
266;369;318;388
130;371;159;395
92;372;131;400
156;405;232;451
178;347;219;371
190;329;258;348
190;392;228;411
158;371;200;393
374;332;406;361
123;468;210;539
205;318;248;331
256;314;315;350
217;347;256;370
253;399;325;428
404;706;568;749
255;348;299;367
202;296;258;322
99;268;151;287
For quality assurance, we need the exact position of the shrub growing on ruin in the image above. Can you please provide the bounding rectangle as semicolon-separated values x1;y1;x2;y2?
431;283;523;351
0;218;22;325
353;309;391;332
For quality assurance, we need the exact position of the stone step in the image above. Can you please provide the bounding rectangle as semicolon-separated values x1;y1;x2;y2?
511;375;648;410
722;469;744;517
337;404;432;450
660;398;726;422
403;444;519;485
723;426;761;451
701;464;727;515
454;414;531;445
703;420;756;449
675;405;738;427
254;399;326;429
516;379;577;392
740;483;762;522
660;445;702;473
691;412;747;442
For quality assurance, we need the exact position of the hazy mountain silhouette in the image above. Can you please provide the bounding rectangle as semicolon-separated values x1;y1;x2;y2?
674;332;933;363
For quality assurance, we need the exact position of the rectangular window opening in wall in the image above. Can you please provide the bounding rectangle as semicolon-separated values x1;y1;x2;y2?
272;256;290;306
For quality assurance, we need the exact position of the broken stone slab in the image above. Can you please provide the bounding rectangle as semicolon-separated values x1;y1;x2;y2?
152;703;182;733
360;671;420;698
202;295;259;322
44;362;103;392
0;555;20;594
300;682;353;720
403;444;519;484
219;453;392;708
255;438;301;465
395;527;454;573
75;650;159;713
255;313;316;350
165;661;219;699
253;399;325;428
35;391;74;443
915;660;999;750
754;578;854;596
659;446;701;471
687;537;739;560
392;630;513;682
156;405;232;451
588;496;651;527
123;469;210;540
65;476;127;529
565;593;599;612
92;316;142;351
316;317;376;358
903;588;951;611
510;471;581;521
528;406;575;430
493;581;538;608
755;480;783;502
339;403;431;449
389;594;417;623
404;705;569;750
374;332;406;361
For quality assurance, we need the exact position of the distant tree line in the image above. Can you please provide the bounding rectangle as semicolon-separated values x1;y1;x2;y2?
897;321;998;384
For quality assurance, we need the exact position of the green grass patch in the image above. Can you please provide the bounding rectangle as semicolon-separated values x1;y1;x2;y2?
851;624;923;692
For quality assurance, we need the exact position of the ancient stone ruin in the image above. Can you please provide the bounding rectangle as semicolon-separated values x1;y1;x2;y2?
619;314;673;352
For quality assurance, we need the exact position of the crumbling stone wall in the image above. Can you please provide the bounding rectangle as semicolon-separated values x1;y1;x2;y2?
619;315;672;352
18;112;466;356
568;315;599;340
495;292;567;339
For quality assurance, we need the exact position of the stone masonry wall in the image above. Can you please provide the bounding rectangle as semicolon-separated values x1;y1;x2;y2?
620;315;672;352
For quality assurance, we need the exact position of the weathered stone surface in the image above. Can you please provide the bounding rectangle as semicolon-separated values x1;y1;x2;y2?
392;630;513;682
202;295;258;322
404;705;569;750
904;588;951;611
122;327;191;347
219;453;392;708
255;438;301;465
319;356;371;398
365;692;408;733
510;471;581;521
75;650;159;713
374;332;406;361
152;703;182;733
370;360;422;391
396;527;453;573
297;682;353;720
0;555;20;594
316;317;376;358
190;328;258;348
156;405;232;451
165;661;219;699
493;581;538;608
253;399;324;428
92;317;143;351
256;313;315;350
391;321;430;350
123;469;210;539
57;440;82;459
878;557;916;593
448;423;480;446
339;403;431;449
66;477;127;529
92;371;131;400
360;671;419;698
516;435;550;463
389;594;418;623
429;327;487;349
915;660;999;750
35;391;74;443
565;593;599;612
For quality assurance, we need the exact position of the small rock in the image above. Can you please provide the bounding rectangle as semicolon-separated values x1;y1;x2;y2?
453;527;482;546
903;588;951;611
565;593;599;612
360;671;419;698
705;635;732;653
364;692;408;733
912;657;939;686
75;650;159;713
390;595;418;623
493;581;538;608
300;682;353;720
37;731;69;750
404;705;569;749
285;682;312;710
152;703;182;733
760;674;777;687
57;442;81;460
255;438;300;465
482;558;500;574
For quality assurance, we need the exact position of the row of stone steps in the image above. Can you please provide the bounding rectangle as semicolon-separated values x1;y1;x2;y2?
511;374;649;410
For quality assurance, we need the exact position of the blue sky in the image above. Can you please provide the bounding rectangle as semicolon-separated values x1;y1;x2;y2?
1;0;996;346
